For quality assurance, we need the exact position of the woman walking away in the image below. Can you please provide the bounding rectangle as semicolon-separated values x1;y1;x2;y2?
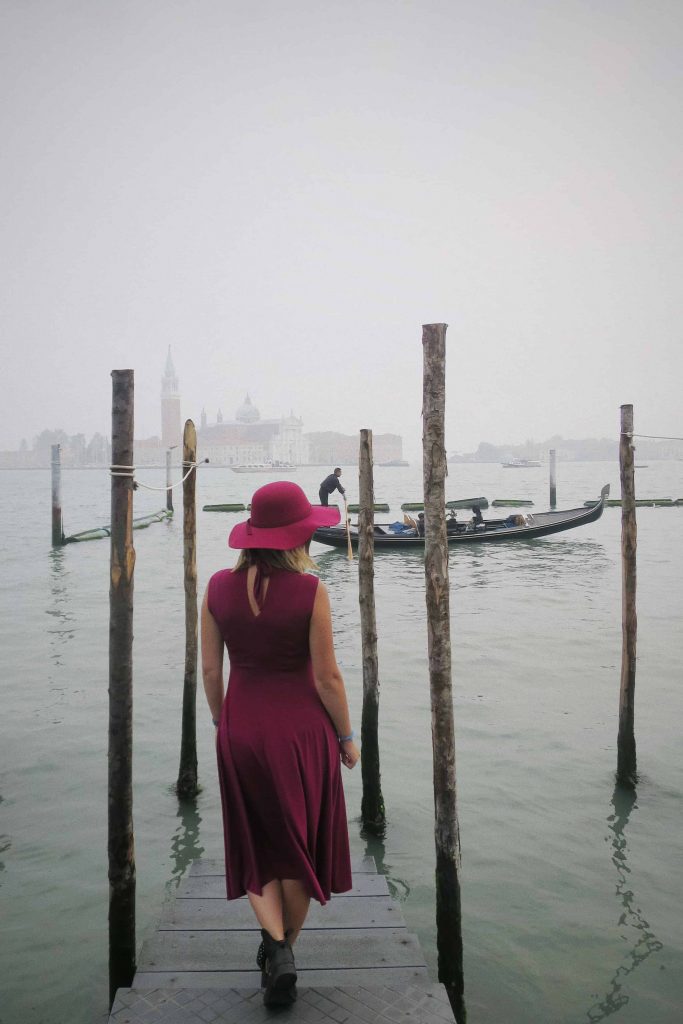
201;481;360;1007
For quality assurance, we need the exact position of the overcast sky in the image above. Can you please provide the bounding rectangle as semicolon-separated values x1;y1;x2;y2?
2;0;682;457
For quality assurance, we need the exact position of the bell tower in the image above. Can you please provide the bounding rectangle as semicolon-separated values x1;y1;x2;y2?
161;347;182;448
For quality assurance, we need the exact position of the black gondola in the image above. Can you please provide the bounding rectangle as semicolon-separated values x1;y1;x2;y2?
312;485;610;549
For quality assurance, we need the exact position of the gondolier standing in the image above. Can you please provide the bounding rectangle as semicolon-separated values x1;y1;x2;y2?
319;468;345;507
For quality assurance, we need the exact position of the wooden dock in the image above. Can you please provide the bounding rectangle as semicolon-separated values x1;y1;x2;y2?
109;854;454;1022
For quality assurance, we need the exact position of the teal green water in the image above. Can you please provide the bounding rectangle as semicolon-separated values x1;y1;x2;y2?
1;463;682;1023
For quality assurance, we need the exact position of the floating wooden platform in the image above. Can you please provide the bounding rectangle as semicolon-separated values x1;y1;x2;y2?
401;496;488;511
63;509;172;543
109;855;453;1023
346;503;390;513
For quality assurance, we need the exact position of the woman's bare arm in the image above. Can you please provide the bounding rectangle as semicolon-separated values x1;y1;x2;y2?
310;581;359;768
201;587;225;724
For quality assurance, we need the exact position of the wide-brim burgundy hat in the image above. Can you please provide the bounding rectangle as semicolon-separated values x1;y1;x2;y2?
229;480;341;550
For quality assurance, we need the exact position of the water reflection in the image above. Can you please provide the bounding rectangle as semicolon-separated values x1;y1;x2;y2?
585;784;663;1021
360;819;468;1021
46;547;75;668
0;793;8;888
316;539;609;590
359;820;410;902
166;797;205;894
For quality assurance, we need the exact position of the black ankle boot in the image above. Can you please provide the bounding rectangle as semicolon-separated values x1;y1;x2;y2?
256;928;293;973
260;929;297;1007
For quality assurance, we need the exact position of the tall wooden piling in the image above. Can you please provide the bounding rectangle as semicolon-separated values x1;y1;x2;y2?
51;444;64;546
549;448;557;508
166;448;174;513
422;323;465;1021
617;404;637;784
177;420;199;797
108;369;136;1005
358;428;385;832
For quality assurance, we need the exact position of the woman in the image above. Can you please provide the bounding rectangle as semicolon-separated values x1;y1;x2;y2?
201;480;360;1007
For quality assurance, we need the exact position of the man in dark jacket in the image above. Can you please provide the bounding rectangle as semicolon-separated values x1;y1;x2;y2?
319;468;345;506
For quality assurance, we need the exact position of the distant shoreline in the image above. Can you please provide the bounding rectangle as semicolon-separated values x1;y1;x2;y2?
4;457;683;471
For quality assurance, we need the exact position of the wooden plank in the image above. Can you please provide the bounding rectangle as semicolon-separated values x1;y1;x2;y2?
111;982;454;1023
111;981;452;1023
132;964;432;990
138;927;426;973
177;871;389;899
190;853;377;876
161;894;404;930
109;854;455;1020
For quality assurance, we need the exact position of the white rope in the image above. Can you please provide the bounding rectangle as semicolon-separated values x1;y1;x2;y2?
109;461;206;491
628;432;683;442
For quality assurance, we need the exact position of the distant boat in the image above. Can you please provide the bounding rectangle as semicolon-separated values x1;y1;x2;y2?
502;458;542;468
377;459;409;467
231;463;296;473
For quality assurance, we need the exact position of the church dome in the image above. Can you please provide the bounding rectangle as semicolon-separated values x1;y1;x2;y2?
236;393;260;423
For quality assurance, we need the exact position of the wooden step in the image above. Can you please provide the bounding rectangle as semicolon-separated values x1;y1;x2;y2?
190;854;377;875
111;981;454;1022
109;853;454;1021
138;926;426;975
161;894;403;930
177;870;389;900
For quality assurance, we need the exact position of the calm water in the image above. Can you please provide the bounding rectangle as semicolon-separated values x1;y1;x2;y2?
1;462;682;1023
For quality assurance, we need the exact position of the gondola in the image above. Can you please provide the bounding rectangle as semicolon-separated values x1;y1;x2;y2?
312;485;610;549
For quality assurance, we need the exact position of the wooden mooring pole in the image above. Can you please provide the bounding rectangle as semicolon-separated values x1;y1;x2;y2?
166;447;174;513
108;369;136;1006
177;420;199;797
358;428;386;832
617;404;637;784
51;443;64;546
422;323;465;1022
549;448;557;509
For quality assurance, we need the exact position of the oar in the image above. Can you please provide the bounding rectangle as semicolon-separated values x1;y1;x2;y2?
343;494;353;560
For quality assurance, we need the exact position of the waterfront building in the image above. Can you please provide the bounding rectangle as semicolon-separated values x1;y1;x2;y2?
304;431;404;465
197;395;308;466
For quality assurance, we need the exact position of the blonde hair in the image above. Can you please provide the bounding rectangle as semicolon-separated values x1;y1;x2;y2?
233;545;317;574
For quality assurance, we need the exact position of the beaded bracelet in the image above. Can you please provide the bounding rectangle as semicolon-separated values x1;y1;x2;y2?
338;730;355;742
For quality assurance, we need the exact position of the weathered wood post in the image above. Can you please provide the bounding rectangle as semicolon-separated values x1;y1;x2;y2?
617;404;637;784
358;428;385;832
166;447;174;513
108;369;136;1006
177;420;199;797
549;448;557;509
51;444;64;546
422;323;465;1021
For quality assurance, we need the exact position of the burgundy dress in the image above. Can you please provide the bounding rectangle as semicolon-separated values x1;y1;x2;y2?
208;567;352;904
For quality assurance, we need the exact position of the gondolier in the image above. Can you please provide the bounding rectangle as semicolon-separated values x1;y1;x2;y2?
319;468;345;507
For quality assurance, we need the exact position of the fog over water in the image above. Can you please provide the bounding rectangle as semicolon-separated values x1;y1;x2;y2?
2;0;683;458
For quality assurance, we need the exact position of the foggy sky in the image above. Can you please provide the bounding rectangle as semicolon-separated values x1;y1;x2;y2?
2;0;682;458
